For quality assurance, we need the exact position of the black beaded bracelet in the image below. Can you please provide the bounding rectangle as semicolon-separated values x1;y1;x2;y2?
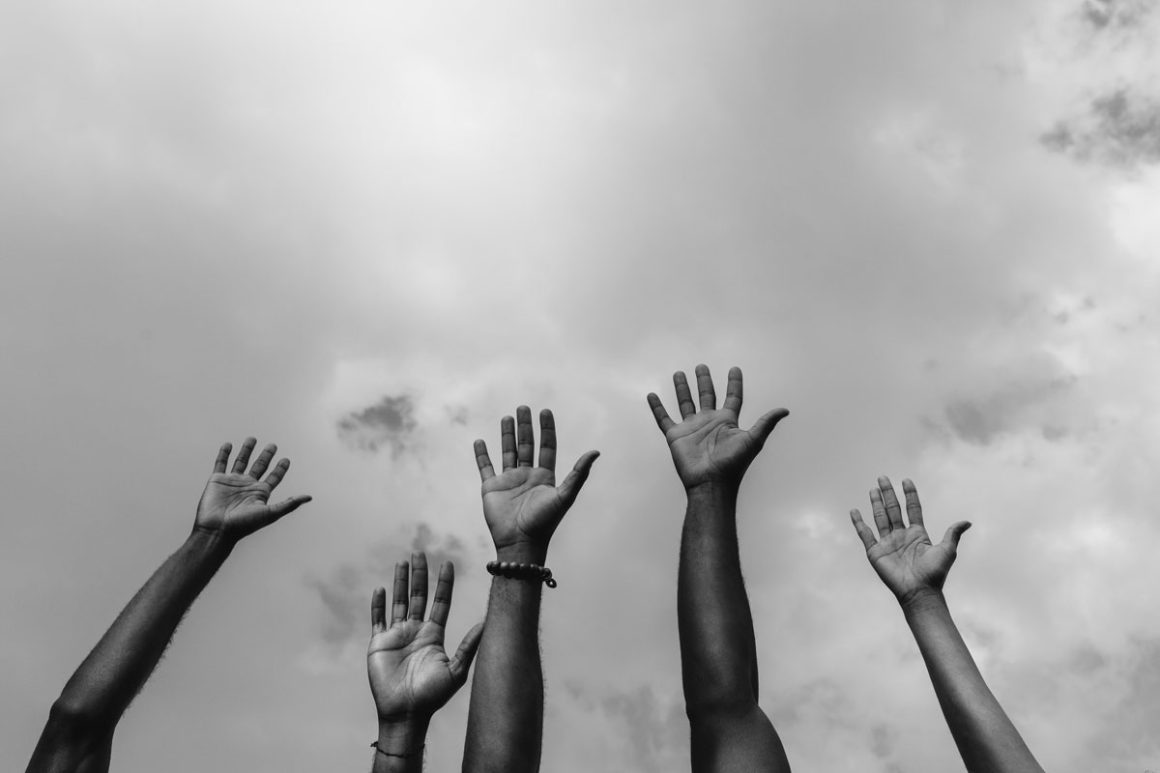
486;560;558;588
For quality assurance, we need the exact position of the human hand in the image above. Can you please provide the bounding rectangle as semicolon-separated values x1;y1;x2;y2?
193;438;312;543
850;477;972;607
647;365;789;492
368;554;484;722
473;407;599;559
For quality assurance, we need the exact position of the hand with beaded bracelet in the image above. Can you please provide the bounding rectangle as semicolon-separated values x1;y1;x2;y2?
463;406;599;773
368;553;483;773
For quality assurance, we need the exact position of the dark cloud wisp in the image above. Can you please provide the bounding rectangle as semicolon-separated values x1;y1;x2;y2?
1079;0;1155;30
337;394;418;455
1043;88;1160;169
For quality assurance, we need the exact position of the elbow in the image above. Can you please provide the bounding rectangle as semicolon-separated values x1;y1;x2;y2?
46;698;112;739
683;664;759;723
684;691;760;725
27;700;112;769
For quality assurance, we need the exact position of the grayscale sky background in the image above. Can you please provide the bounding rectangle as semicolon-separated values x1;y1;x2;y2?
4;1;1160;771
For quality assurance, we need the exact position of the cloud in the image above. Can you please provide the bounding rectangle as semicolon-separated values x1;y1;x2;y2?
562;681;687;773
1079;0;1155;30
992;636;1160;771
306;522;472;647
336;394;418;456
1092;637;1160;766
915;339;1081;447
306;563;365;646
1043;88;1160;169
447;404;471;426
939;374;1077;446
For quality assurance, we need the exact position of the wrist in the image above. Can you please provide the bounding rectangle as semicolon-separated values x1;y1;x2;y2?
376;713;431;756
684;481;740;507
494;541;549;564
185;527;235;560
899;587;948;616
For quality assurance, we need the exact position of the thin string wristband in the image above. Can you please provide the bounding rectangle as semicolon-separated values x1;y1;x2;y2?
486;560;558;588
371;741;424;759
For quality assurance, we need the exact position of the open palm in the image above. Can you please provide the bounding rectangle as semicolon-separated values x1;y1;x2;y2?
662;410;769;487
851;477;971;605
194;438;312;541
647;365;788;490
481;467;572;549
369;621;464;719
368;555;482;721
474;407;598;553
866;526;959;600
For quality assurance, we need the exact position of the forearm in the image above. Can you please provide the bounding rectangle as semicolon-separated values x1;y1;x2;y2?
462;544;546;773
55;529;232;727
678;483;759;717
371;717;429;773
903;592;1044;773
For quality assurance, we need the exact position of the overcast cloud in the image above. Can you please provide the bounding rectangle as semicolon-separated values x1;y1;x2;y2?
4;1;1160;771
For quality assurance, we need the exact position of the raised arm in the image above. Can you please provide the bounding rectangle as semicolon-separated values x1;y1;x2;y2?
367;553;484;773
26;439;312;773
647;365;791;773
462;407;599;773
850;477;1044;773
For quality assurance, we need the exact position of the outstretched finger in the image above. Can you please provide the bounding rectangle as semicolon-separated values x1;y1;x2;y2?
232;437;257;474
850;509;878;551
538;409;557;473
371;586;387;632
749;408;790;445
391;561;409;624
448;622;485;685
249;443;278;479
213;443;232;474
673;371;697;419
722;366;744;415
558;450;600;509
268;494;312;520
429;561;455;627
870;488;890;536
408;553;429;621
647;393;676;434
500;416;517;471
695;364;717;410
474;439;495;481
516;406;535;468
263;458;291;490
878;476;905;530
902;479;924;527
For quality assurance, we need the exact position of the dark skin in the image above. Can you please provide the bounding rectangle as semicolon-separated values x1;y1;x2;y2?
851;478;1045;773
25;439;312;773
368;553;483;773
647;365;791;773
462;407;599;773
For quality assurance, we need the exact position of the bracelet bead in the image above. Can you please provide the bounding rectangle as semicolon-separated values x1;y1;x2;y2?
486;559;558;588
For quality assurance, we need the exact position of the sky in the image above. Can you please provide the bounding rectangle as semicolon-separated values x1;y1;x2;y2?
3;0;1160;771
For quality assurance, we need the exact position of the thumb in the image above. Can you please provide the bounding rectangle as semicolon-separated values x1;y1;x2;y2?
940;521;971;552
749;409;790;445
557;450;600;508
449;622;485;685
268;494;313;521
